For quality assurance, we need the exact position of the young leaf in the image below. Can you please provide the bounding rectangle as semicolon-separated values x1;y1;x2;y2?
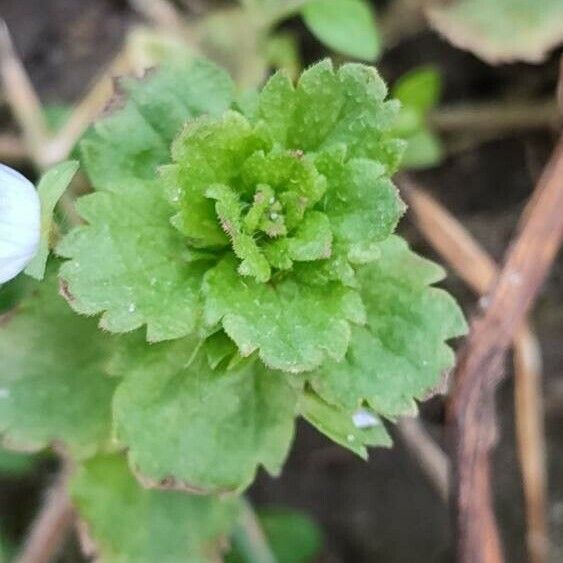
25;160;79;280
302;0;380;60
401;130;443;170
203;257;365;372
392;67;443;170
72;453;240;563
393;67;442;115
113;337;299;493
0;269;116;458
308;236;467;420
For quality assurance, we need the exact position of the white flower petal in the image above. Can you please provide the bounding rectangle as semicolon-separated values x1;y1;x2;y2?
0;164;40;283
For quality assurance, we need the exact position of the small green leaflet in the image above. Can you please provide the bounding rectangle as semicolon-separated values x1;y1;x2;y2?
113;335;299;493
302;0;380;60
392;67;443;170
0;268;116;458
25;160;79;280
72;453;240;563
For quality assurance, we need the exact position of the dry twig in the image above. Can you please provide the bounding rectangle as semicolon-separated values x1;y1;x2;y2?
41;52;130;167
442;134;563;563
396;418;450;502
430;101;560;136
0;20;50;166
401;180;549;563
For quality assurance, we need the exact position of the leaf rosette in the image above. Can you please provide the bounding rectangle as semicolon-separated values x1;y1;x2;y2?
59;58;406;373
52;58;467;492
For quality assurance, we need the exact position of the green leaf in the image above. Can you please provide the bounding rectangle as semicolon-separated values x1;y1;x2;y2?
58;59;234;341
265;32;300;79
0;269;116;458
0;275;32;314
72;453;240;563
58;180;208;341
302;0;380;60
300;391;391;459
392;67;442;114
308;236;467;420
254;61;404;171
314;148;405;260
228;507;322;563
25;161;79;280
113;337;299;492
426;0;563;64
287;211;332;261
391;67;443;170
258;508;322;563
401;129;443;170
203;257;366;373
0;447;35;475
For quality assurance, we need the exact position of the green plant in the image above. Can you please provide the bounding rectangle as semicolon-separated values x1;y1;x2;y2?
0;58;465;560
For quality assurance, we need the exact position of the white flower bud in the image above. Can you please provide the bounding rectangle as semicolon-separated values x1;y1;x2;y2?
0;164;40;283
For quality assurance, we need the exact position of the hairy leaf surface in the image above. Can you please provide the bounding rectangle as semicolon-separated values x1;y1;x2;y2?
113;337;298;492
309;236;467;419
58;60;234;341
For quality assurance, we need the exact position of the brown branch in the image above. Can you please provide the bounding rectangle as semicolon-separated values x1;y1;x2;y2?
514;326;548;563
0;20;49;167
429;101;560;135
14;462;75;563
41;51;130;167
400;180;549;563
397;417;449;502
446;134;563;563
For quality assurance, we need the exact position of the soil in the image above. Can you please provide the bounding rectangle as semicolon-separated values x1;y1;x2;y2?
0;1;562;562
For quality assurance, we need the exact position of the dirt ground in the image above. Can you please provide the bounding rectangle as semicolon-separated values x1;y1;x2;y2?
1;1;562;562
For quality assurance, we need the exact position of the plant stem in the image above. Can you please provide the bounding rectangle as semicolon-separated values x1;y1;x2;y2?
429;101;560;135
14;461;75;563
232;498;276;563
